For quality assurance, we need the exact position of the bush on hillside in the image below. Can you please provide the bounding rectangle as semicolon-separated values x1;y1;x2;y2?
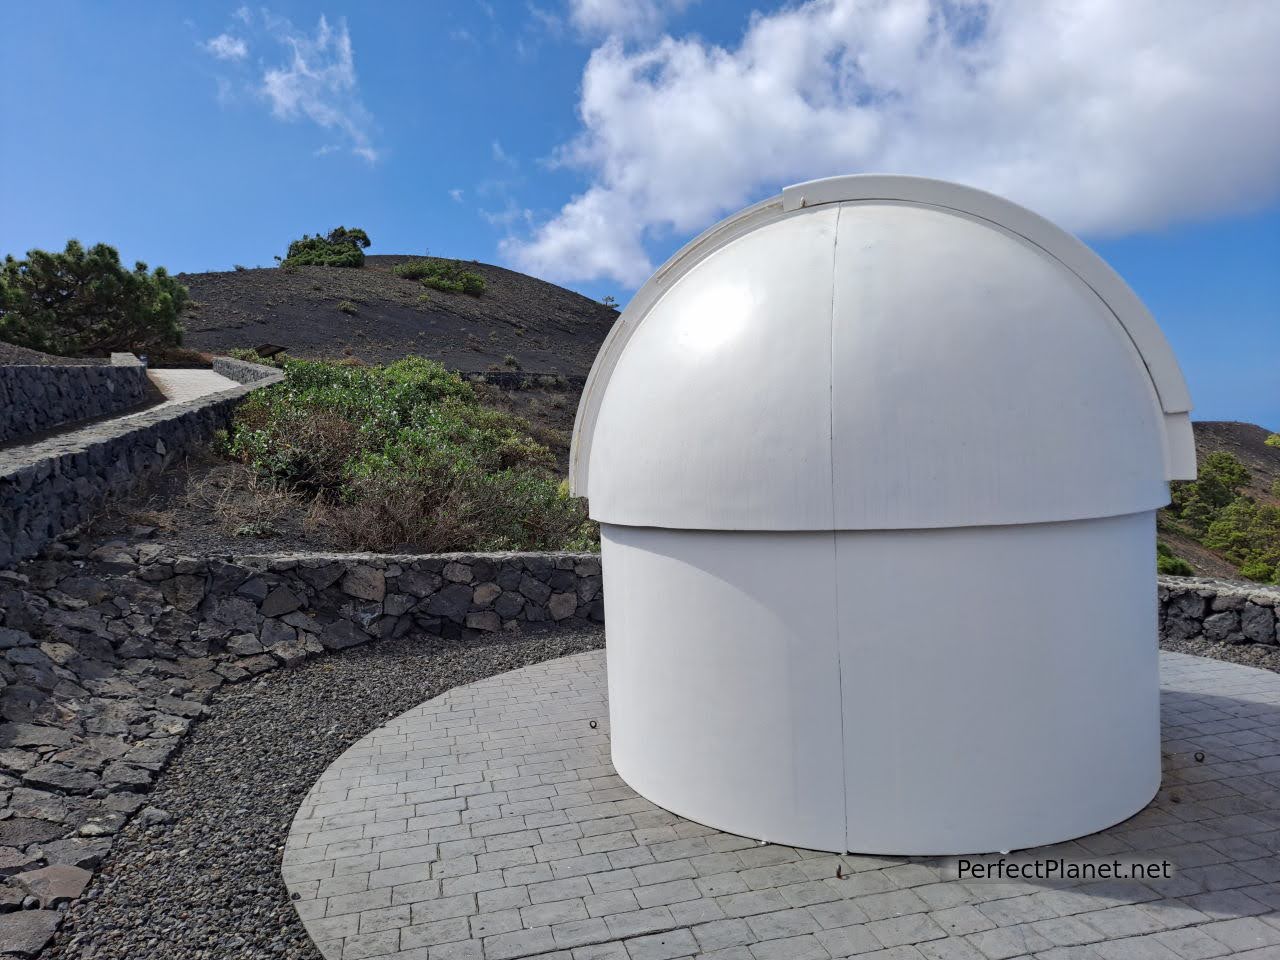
396;258;485;296
1166;450;1280;583
280;227;371;268
1202;497;1280;583
223;356;594;552
1267;434;1280;448
1169;451;1251;533
0;240;187;356
1156;541;1194;576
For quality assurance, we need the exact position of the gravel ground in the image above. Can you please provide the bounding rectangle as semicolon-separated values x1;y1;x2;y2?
1161;635;1280;674
44;627;605;960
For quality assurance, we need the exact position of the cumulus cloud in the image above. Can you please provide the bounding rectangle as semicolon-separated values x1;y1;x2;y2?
567;0;692;39
508;0;1280;287
202;12;379;164
205;33;248;61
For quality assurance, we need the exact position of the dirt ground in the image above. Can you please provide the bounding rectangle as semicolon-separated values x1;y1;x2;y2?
177;255;619;376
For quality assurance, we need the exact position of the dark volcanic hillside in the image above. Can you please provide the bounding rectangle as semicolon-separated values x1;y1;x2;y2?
177;255;618;375
1158;420;1280;579
1193;420;1280;506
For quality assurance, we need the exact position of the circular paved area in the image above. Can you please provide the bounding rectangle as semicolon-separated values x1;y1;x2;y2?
284;651;1280;960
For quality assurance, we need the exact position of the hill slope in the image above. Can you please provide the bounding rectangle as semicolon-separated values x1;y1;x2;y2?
1160;420;1280;579
177;255;618;375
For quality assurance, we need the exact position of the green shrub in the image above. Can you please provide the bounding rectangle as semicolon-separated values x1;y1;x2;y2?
400;258;485;296
391;260;434;280
226;347;286;368
1238;558;1277;581
1156;542;1194;576
281;227;370;268
1202;496;1280;582
0;240;187;356
1169;451;1251;533
337;300;358;315
1265;434;1280;448
224;356;594;551
1156;554;1194;576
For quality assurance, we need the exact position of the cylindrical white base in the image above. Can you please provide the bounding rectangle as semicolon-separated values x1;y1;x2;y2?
600;513;1160;855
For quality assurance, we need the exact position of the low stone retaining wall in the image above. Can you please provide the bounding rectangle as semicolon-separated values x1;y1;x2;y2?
107;547;603;670
1159;575;1279;644
0;360;282;569
0;542;601;950
0;358;150;446
211;356;280;384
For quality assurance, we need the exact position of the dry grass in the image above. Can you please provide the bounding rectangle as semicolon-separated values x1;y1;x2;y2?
230;405;367;493
180;464;320;539
84;453;326;551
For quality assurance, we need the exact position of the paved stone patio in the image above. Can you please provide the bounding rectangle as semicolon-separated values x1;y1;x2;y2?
283;650;1280;960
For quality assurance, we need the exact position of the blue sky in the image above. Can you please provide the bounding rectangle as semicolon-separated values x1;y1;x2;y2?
3;1;1277;427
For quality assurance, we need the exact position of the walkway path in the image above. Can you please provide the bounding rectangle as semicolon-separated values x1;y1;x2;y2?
284;650;1280;960
144;367;238;409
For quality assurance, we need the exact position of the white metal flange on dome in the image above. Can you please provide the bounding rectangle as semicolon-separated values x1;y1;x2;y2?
571;174;1195;856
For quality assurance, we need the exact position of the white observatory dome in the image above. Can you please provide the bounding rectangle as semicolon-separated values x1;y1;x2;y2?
571;175;1195;856
573;176;1194;526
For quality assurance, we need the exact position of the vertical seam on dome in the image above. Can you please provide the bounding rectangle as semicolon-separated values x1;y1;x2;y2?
828;205;849;849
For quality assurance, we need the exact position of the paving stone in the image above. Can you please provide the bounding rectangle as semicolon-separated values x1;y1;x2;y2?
1195;918;1280;952
0;910;62;955
624;928;698;960
281;649;1280;960
1152;927;1232;959
14;863;91;906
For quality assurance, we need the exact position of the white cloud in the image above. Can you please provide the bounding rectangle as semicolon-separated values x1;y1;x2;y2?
483;201;536;229
205;33;248;61
204;12;380;164
449;188;465;202
509;0;1280;287
491;140;517;167
567;0;691;39
528;4;563;35
259;15;379;163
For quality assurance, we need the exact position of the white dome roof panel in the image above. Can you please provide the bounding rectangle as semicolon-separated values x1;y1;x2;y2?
829;201;1169;528
586;207;839;529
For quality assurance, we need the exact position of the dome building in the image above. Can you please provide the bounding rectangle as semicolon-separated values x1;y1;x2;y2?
570;175;1195;855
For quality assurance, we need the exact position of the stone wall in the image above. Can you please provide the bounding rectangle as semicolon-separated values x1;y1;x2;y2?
211;356;280;384
0;542;601;947
0;360;151;446
102;547;603;672
0;360;282;569
1159;575;1280;645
